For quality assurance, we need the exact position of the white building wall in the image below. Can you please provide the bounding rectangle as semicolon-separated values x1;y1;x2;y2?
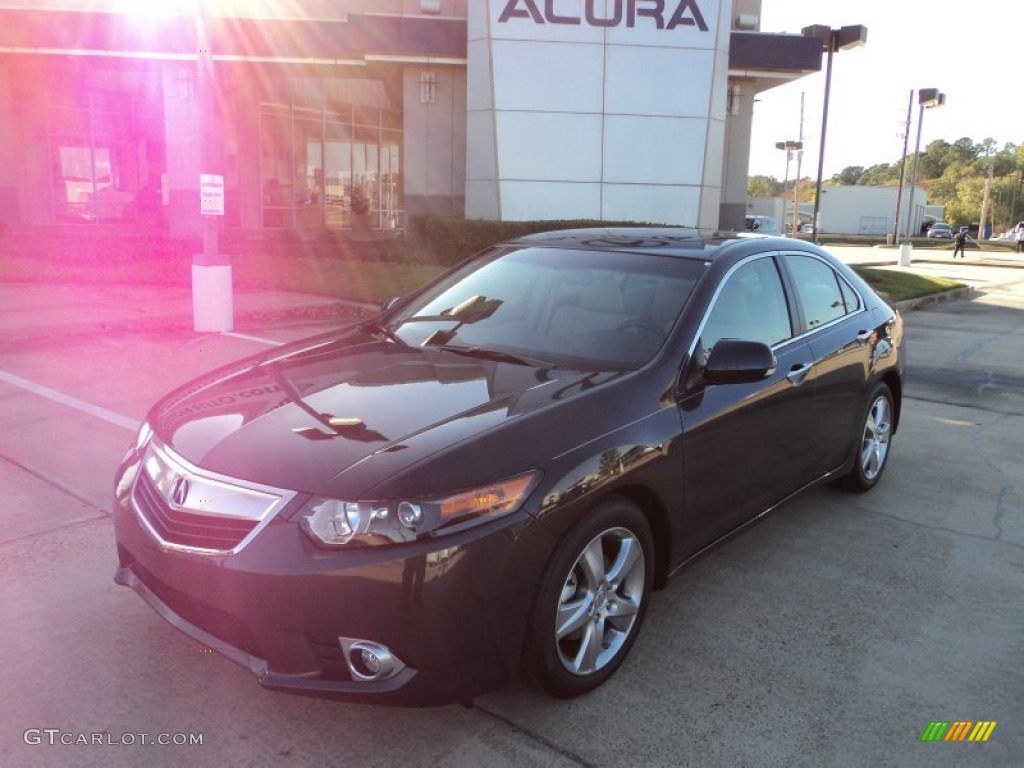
818;185;927;236
466;0;727;227
747;185;934;236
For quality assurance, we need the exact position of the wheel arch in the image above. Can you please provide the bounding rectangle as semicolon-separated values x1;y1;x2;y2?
602;485;672;591
881;370;902;433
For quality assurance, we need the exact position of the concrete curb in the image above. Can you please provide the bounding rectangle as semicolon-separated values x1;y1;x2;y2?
892;285;973;313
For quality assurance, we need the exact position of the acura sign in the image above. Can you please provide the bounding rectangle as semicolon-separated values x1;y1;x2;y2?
467;0;724;227
498;0;709;31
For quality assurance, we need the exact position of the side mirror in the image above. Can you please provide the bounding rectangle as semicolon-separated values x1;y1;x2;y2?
704;339;776;385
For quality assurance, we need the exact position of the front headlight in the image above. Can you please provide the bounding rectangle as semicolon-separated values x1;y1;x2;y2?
300;472;540;548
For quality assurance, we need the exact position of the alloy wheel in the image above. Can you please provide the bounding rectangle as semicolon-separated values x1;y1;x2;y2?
860;394;892;481
554;527;646;676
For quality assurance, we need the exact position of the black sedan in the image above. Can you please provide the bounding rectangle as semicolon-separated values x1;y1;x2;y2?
113;228;904;705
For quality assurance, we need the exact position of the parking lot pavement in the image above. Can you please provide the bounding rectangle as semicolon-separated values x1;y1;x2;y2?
2;275;1023;767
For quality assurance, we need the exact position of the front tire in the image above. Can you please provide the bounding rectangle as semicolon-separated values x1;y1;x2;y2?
838;382;894;492
524;498;654;698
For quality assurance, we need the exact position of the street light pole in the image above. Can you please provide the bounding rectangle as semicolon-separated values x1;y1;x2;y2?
810;31;834;244
802;24;868;244
793;92;805;237
903;88;945;242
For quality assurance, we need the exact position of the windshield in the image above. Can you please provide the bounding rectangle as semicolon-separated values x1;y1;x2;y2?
386;246;704;370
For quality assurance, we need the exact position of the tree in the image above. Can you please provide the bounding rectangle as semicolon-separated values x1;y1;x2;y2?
916;140;951;179
747;175;777;198
948;137;978;167
831;166;866;185
942;176;985;226
859;163;899;186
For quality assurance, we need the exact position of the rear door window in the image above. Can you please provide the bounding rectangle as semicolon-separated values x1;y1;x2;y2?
784;255;851;331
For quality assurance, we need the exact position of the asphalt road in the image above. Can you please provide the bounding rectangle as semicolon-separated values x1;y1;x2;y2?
1;254;1022;767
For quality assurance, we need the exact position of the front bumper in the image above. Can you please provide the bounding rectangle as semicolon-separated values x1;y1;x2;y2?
112;460;554;706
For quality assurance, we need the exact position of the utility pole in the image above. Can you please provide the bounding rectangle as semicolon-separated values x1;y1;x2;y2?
978;160;994;239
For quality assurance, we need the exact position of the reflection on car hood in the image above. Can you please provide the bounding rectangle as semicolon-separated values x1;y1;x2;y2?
150;332;616;497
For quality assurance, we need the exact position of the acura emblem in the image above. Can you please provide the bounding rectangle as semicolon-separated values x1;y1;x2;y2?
168;475;190;509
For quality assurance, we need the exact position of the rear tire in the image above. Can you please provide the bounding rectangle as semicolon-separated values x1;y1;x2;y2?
523;498;654;698
838;382;894;493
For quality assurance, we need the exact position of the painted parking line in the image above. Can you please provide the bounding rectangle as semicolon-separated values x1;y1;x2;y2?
222;331;284;346
0;369;139;432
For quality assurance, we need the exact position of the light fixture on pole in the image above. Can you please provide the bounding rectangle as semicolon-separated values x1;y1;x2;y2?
802;24;868;243
776;140;803;234
902;88;945;242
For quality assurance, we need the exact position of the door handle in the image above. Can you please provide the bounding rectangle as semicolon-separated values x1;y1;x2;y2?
786;362;812;386
855;329;875;345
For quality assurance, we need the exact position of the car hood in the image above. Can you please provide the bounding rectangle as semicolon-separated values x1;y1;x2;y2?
150;332;619;497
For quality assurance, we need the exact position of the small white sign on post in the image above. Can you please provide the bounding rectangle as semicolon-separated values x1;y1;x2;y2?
200;174;225;216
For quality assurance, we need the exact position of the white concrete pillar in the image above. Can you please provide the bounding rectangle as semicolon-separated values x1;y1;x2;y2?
898;243;913;266
192;264;234;332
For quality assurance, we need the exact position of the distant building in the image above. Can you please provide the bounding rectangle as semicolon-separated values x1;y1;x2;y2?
748;185;945;236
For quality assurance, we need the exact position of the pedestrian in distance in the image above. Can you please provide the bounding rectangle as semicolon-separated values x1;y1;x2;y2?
953;227;968;259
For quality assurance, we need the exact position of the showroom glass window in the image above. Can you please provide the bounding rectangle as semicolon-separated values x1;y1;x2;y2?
46;61;166;224
701;257;793;352
783;255;860;330
259;75;402;231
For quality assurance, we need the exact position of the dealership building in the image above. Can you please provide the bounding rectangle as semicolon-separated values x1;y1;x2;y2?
0;0;824;238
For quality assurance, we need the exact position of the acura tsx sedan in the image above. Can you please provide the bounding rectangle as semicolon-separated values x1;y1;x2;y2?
113;228;904;705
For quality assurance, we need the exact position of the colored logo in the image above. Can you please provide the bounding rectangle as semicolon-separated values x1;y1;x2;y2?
921;721;997;742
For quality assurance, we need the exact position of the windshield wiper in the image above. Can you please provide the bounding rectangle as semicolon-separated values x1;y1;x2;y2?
429;344;553;368
393;314;461;325
359;320;409;347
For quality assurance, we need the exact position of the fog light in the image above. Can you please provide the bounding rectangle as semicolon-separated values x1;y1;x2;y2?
339;638;407;682
360;649;381;677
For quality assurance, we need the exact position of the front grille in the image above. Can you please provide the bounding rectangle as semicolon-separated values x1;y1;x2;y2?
131;439;296;555
135;473;257;551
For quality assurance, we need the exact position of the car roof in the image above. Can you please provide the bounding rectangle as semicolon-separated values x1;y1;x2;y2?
506;227;816;262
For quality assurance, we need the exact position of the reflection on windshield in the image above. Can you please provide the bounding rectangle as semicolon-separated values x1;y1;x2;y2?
387;247;703;370
399;294;507;347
